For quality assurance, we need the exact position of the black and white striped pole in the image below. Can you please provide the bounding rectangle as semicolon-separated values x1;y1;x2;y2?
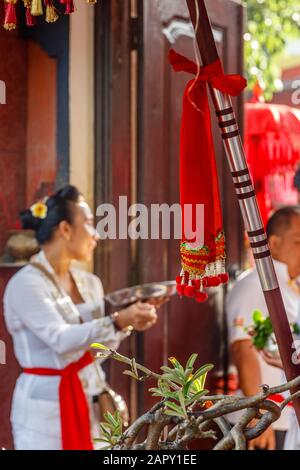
186;0;300;424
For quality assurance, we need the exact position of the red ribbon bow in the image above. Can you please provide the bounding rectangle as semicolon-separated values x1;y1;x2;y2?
23;351;94;450
169;49;247;96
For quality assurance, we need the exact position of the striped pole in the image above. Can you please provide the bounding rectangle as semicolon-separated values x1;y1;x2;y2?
186;0;300;424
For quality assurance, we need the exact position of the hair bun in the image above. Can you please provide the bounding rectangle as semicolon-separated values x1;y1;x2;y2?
19;209;43;232
19;185;82;245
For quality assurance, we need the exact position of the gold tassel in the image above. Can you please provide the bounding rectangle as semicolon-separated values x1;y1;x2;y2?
45;3;59;22
30;0;43;16
86;0;97;3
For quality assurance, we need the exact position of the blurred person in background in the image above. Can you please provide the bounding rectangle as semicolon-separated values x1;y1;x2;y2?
226;206;300;450
4;185;158;450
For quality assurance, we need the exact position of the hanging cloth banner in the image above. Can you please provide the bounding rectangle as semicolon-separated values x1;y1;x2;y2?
3;0;97;30
169;49;247;303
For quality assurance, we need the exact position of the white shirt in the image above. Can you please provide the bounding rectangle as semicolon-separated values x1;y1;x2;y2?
284;302;300;449
3;250;126;438
226;259;299;431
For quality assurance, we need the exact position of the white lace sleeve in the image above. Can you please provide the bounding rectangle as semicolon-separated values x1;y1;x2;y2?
5;273;120;355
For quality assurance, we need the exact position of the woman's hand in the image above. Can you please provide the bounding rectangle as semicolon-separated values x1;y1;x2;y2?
260;350;283;369
115;302;158;332
146;296;171;308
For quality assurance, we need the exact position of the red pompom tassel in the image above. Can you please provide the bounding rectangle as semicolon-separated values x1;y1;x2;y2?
184;285;195;298
207;276;221;287
219;273;229;284
195;291;208;303
176;284;185;297
176;275;183;285
205;277;214;287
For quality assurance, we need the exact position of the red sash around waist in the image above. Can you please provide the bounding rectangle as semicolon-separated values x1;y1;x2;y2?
269;393;293;408
23;351;94;450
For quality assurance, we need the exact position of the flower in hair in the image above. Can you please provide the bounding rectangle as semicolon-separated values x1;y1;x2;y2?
30;201;48;219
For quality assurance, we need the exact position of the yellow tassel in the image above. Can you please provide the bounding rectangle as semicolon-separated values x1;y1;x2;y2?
86;0;97;3
45;4;59;23
23;0;31;7
30;0;43;16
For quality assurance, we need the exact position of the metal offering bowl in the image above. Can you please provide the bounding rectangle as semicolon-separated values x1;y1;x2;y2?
104;281;177;309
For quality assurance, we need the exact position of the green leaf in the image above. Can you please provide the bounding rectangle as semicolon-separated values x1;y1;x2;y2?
160;366;176;374
149;387;179;400
185;389;208;406
190;364;214;383
183;364;212;396
164;401;186;417
192;372;207;392
158;378;171;391
178;391;188;418
99;423;111;440
149;387;162;394
161;373;183;386
163;391;180;400
91;343;110;351
186;353;198;371
293;323;300;336
190;377;203;393
168;357;185;374
164;410;185;419
184;368;194;379
93;438;111;443
253;310;265;325
149;388;165;398
173;368;186;382
104;411;118;428
99;422;111;431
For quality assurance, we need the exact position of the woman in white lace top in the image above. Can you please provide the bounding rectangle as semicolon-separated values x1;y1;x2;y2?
4;185;157;450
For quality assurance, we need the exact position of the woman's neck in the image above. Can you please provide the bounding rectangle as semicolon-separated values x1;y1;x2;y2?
42;244;71;277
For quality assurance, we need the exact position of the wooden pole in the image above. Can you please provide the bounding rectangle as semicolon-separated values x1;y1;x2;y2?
186;0;300;424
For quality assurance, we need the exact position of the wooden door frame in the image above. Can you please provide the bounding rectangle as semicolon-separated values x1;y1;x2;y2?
94;0;246;421
94;0;145;421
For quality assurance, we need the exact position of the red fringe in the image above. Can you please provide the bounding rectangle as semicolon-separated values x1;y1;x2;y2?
61;0;75;14
26;8;36;26
4;2;17;30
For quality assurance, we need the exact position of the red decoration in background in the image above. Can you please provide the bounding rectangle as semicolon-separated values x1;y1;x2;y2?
169;49;246;302
4;0;17;30
25;7;36;26
2;0;83;30
60;0;75;15
245;102;300;225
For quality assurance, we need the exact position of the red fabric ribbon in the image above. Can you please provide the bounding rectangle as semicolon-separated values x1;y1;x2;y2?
23;351;94;450
169;49;247;96
269;393;293;407
169;49;246;302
